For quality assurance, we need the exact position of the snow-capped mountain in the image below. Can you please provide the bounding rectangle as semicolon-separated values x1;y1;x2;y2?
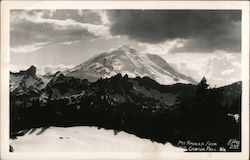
65;45;197;85
10;66;45;94
10;64;75;76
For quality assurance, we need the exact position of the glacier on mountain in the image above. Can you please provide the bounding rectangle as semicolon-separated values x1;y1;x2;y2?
65;45;197;85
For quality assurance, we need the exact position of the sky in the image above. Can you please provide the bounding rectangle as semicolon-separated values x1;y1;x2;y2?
10;10;241;86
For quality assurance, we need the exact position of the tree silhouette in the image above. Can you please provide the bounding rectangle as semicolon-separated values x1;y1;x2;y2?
195;77;209;110
197;77;209;90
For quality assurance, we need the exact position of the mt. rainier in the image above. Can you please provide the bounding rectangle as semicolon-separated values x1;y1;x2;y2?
66;45;197;85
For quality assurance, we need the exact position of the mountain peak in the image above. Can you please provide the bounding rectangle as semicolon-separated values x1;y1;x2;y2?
66;46;197;85
118;45;131;50
10;65;37;77
107;45;138;55
26;66;37;77
10;65;44;93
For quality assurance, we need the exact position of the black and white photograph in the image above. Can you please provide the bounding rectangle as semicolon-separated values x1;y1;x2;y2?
1;1;249;160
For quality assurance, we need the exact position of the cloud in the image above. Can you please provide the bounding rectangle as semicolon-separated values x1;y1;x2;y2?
203;53;241;80
10;42;49;53
10;10;110;52
175;63;202;82
108;10;241;53
44;10;103;25
61;41;79;45
221;68;236;76
164;52;241;86
139;39;186;55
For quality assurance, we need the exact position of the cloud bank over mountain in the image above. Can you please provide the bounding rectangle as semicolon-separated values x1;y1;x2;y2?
108;10;241;53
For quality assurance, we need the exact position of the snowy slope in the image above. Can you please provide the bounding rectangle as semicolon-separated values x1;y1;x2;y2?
66;45;196;85
10;126;185;152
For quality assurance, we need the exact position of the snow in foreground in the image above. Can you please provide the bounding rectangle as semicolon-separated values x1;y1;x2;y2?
10;126;185;152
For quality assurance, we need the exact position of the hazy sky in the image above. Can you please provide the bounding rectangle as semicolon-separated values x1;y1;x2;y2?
10;10;241;86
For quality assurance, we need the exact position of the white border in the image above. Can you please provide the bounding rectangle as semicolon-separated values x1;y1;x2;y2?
1;1;249;160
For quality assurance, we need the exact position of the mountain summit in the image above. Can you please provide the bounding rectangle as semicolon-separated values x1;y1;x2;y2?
66;45;197;85
10;66;44;94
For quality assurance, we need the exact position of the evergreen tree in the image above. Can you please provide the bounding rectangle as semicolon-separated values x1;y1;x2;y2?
195;77;209;110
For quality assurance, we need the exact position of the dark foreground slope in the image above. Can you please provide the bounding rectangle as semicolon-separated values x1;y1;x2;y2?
10;69;241;152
